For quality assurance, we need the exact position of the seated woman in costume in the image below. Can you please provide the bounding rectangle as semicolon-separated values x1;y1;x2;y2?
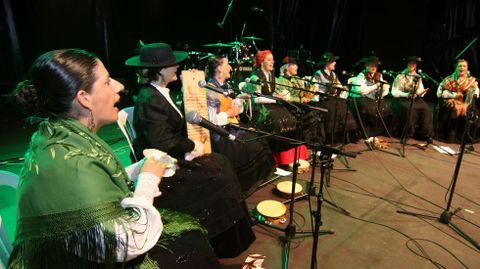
205;55;275;196
9;49;220;268
436;59;479;143
390;56;433;142
276;56;320;144
125;43;255;258
350;56;391;137
245;50;309;167
305;52;358;145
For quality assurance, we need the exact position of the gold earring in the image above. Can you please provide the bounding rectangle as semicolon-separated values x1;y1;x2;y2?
88;109;96;131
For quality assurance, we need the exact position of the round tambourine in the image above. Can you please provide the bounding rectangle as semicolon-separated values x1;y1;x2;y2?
252;200;287;225
274;181;303;198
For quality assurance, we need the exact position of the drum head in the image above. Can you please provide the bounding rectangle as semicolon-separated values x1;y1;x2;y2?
276;181;303;194
256;200;287;219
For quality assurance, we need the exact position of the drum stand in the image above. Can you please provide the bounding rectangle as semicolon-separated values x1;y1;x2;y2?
397;96;480;251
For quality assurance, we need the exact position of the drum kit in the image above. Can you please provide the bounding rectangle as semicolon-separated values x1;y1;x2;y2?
182;35;264;85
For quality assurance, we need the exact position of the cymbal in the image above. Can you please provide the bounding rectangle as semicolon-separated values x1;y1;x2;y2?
202;42;233;48
227;41;243;46
241;35;264;41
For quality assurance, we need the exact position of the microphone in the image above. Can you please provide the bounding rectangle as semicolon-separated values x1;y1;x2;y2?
198;80;233;96
250;7;264;13
306;59;319;66
342;70;356;77
382;70;397;77
186;111;236;141
245;77;264;86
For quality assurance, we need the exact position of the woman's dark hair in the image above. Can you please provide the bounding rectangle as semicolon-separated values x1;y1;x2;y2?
206;55;226;79
13;49;98;117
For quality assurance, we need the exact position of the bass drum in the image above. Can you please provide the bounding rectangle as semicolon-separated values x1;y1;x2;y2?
231;62;254;88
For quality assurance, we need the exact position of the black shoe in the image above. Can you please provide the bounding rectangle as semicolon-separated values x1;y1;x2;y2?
426;137;433;144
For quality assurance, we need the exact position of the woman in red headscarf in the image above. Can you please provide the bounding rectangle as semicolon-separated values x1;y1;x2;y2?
245;50;309;167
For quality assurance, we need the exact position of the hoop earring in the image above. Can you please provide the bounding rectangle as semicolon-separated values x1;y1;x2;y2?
88;109;96;131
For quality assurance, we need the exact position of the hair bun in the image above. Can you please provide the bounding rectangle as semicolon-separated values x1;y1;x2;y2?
12;79;40;115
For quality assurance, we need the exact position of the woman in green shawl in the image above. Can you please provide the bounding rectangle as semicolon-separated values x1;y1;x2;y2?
9;49;220;268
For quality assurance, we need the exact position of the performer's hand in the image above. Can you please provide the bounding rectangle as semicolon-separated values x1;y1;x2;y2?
141;158;167;180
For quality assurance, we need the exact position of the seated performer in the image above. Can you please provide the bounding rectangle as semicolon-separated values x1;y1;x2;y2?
390;56;433;142
306;52;358;144
205;55;275;196
9;49;220;268
245;50;309;166
125;43;255;258
437;59;479;143
350;56;391;137
276;56;319;143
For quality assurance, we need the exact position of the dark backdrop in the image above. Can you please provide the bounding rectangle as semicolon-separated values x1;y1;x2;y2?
1;0;479;101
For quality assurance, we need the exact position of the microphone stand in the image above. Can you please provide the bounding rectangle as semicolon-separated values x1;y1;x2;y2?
397;95;480;251
350;77;400;156
217;0;235;29
417;73;456;156
229;124;356;269
398;75;421;157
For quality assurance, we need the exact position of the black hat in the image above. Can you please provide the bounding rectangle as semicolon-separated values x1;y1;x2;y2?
403;56;422;64
282;56;298;65
125;43;188;68
319;52;340;65
356;56;381;67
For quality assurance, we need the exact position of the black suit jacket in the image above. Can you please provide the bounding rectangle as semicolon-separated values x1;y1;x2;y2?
133;85;195;159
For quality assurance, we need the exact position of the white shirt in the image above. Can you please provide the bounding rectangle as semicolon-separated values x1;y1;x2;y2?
150;82;183;118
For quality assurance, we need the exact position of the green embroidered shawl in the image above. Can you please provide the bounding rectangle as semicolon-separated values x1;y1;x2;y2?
8;119;205;269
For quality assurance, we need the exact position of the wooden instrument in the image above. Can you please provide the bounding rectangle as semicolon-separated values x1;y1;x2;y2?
253;200;287;225
181;70;212;154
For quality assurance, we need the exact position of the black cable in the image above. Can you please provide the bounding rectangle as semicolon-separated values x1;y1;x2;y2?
333;175;480;254
406;239;470;269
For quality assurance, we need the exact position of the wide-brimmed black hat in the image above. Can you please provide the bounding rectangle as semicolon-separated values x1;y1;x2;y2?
319;52;340;65
125;43;188;68
356;56;381;67
282;56;298;65
403;56;422;64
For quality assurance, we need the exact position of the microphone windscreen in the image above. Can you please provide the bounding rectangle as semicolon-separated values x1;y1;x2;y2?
198;80;207;87
186;111;201;124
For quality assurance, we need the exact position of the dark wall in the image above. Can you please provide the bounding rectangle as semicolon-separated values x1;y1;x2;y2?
1;0;479;98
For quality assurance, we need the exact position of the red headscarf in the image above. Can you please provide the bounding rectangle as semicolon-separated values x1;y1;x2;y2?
254;50;273;68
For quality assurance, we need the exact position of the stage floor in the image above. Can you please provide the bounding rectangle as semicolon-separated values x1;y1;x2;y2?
1;123;479;269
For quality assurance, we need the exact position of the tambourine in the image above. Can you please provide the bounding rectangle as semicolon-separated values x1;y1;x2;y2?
252;200;287;225
274;181;303;198
287;159;310;174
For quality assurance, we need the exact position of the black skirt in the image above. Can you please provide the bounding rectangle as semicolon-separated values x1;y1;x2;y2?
153;153;255;257
211;128;276;197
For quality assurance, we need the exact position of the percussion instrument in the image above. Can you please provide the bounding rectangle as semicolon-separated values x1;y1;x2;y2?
274;180;304;198
252;200;287;225
202;42;233;48
241;35;264;41
287;159;310;174
227;41;243;46
181;70;212;154
183;51;211;70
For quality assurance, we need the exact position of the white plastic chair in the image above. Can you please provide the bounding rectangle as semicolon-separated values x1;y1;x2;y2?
0;170;18;268
117;106;138;162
